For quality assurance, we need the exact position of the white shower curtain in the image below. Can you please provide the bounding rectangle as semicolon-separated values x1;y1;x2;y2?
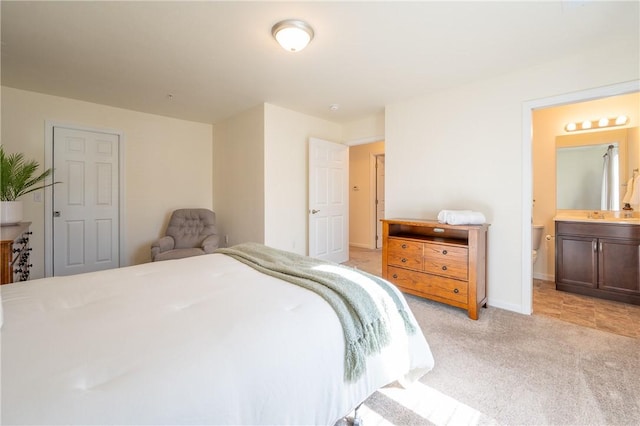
601;144;620;210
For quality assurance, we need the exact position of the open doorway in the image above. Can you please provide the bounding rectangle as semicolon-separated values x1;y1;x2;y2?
348;141;385;250
522;81;639;316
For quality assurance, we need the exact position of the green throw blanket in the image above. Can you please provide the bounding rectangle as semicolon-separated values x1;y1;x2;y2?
216;242;416;382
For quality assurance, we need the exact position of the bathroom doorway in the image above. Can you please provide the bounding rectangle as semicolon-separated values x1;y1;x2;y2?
524;81;639;316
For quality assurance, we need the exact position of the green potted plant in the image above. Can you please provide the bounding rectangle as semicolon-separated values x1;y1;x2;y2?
1;146;58;225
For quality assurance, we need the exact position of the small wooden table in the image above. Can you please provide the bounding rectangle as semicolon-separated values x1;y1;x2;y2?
1;222;32;284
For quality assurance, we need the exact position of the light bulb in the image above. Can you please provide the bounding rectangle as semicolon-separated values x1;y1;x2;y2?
615;115;629;125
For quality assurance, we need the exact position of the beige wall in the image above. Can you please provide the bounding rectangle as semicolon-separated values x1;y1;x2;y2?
263;104;343;254
349;141;384;248
343;112;385;143
212;104;265;247
385;39;639;312
532;92;640;281
212;103;343;255
1;87;213;276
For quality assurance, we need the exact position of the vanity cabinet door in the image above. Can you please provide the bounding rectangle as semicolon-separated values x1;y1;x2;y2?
598;238;640;296
556;235;598;289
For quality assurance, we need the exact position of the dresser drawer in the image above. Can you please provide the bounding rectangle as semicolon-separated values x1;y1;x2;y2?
423;243;468;280
387;238;423;270
424;243;467;262
387;266;468;304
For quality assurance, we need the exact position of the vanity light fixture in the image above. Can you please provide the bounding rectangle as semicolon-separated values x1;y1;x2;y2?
564;115;630;132
271;19;314;52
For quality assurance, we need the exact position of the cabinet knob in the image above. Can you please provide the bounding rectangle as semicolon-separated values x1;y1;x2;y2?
401;244;407;249
453;288;459;294
442;265;448;271
442;250;448;255
392;274;398;279
401;258;407;263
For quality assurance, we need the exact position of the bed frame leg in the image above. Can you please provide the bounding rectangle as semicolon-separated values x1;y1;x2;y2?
352;403;363;426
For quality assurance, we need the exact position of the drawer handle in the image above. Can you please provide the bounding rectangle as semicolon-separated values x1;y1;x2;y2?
453;288;459;294
401;244;407;249
401;258;407;263
442;265;448;271
392;274;398;279
442;249;448;255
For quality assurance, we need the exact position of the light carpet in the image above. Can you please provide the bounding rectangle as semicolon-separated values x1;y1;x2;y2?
354;295;640;426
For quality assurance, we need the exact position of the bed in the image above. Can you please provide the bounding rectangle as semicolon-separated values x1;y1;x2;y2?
1;243;434;425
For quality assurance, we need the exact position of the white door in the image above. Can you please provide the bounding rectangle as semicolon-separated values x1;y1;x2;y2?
53;127;120;276
375;155;385;249
308;138;349;263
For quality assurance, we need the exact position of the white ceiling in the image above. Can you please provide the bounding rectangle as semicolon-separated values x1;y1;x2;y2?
2;1;638;124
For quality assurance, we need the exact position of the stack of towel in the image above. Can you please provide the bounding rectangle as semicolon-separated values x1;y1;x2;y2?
622;174;640;207
437;210;486;225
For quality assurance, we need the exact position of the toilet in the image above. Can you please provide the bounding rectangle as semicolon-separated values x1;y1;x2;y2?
532;225;544;264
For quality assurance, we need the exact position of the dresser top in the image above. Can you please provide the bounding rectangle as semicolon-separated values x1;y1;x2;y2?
382;218;490;230
0;222;31;242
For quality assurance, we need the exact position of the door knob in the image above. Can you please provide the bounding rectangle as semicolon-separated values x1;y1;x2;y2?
53;211;61;217
311;209;320;214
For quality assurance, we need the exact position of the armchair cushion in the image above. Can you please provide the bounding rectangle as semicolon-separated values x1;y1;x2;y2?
151;236;175;260
153;247;205;262
202;234;221;254
151;209;219;262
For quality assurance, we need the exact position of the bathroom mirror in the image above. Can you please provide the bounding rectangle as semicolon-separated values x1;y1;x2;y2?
556;127;638;211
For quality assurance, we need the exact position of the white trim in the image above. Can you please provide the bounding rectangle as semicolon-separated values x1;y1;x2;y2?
44;121;126;277
345;135;385;147
486;298;522;314
349;242;371;249
533;272;554;282
372;153;385;249
521;80;639;315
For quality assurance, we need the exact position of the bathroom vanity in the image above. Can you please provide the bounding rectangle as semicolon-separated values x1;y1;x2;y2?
555;218;640;305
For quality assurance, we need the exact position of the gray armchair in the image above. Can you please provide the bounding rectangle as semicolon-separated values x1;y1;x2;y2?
151;209;220;262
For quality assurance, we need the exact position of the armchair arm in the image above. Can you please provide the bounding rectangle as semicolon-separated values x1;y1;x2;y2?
151;236;175;260
202;234;220;254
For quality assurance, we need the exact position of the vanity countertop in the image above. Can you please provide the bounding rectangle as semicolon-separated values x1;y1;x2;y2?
554;213;640;225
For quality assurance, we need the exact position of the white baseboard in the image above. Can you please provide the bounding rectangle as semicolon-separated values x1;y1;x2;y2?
349;242;375;249
487;298;526;315
533;272;554;282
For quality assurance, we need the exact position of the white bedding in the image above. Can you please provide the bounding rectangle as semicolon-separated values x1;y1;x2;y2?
1;253;434;425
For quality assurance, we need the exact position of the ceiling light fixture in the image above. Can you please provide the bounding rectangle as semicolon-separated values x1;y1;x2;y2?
271;19;314;52
564;115;629;132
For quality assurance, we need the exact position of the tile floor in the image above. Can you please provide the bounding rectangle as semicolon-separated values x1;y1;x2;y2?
344;246;640;339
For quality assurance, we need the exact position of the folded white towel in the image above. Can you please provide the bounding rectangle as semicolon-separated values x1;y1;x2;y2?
437;210;486;225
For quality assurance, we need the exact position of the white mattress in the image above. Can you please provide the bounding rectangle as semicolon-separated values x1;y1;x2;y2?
1;253;434;425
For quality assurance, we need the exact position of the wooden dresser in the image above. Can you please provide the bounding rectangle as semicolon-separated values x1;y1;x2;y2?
381;219;489;320
1;222;32;284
